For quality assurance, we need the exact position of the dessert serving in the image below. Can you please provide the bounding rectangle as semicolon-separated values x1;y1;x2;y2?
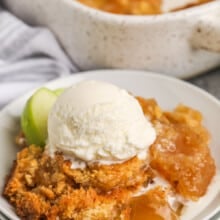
3;80;216;220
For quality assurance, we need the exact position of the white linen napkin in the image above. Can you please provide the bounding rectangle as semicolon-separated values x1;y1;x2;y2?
0;6;77;109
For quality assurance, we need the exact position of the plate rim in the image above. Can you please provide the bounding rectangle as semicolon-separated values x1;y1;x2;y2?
1;69;220;113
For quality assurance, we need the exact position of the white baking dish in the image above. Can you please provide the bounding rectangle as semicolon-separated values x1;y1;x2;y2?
3;0;220;78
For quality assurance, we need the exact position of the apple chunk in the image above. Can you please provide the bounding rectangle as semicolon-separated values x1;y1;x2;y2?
54;88;65;96
21;88;57;147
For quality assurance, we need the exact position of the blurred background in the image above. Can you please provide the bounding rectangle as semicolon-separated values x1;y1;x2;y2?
0;0;220;109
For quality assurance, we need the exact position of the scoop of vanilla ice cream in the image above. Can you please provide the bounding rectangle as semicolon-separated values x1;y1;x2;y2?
47;80;156;164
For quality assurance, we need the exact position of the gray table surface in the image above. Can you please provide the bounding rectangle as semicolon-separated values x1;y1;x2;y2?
187;68;220;100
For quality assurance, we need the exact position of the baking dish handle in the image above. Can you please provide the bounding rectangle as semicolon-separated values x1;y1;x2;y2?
191;8;220;53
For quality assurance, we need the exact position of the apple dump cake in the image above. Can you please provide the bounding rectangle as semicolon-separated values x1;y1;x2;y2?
3;81;216;220
76;0;213;15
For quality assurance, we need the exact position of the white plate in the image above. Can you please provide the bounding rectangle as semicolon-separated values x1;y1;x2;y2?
0;70;220;220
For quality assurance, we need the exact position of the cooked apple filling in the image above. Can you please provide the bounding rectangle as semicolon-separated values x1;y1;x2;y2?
4;97;215;220
77;0;213;15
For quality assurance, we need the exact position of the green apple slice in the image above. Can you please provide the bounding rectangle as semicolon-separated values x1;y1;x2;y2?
21;88;57;147
54;88;65;96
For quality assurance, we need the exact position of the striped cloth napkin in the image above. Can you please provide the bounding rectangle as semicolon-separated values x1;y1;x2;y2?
0;6;77;109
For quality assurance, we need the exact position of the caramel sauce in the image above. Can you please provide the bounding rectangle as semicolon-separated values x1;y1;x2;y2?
136;97;216;200
149;119;216;199
129;187;178;220
77;0;213;15
77;0;162;15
